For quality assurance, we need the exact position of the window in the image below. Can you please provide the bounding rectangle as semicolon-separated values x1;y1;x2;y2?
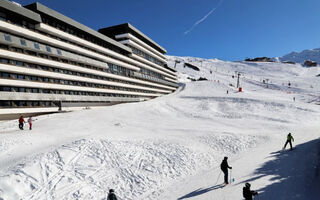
0;72;9;78
0;58;8;64
11;47;23;53
46;46;51;53
57;49;62;55
0;86;11;91
30;76;37;81
17;75;24;80
4;34;11;42
20;39;26;46
34;42;40;50
26;50;37;56
12;60;23;66
39;54;48;59
0;12;6;21
41;66;49;70
19;88;25;92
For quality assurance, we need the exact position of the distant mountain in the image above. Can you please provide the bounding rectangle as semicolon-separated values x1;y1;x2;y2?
279;48;320;64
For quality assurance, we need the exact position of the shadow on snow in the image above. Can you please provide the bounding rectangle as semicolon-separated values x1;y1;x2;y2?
177;184;224;199
239;138;320;200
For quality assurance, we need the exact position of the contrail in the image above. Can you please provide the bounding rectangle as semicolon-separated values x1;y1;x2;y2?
184;0;224;35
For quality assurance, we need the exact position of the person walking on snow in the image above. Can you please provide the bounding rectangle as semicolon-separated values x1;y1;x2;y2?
243;182;258;200
220;156;232;184
18;115;25;130
28;116;33;130
107;189;118;200
283;133;294;150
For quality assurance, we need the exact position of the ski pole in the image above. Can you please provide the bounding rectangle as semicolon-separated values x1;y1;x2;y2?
215;171;222;185
230;169;232;183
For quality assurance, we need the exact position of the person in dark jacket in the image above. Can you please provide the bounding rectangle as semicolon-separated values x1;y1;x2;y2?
107;189;117;200
283;133;294;150
243;183;258;200
18;115;25;130
220;156;232;184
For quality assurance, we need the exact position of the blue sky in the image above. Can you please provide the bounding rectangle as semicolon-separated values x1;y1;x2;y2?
18;0;320;61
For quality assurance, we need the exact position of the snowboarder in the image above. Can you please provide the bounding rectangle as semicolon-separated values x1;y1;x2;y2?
243;182;258;200
283;133;294;150
18;115;25;130
28;116;33;130
220;156;232;184
107;189;118;200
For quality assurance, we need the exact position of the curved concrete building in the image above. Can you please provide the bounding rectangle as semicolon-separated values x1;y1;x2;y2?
0;0;178;119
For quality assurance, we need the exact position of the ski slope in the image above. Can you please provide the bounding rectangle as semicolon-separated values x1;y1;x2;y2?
0;57;319;200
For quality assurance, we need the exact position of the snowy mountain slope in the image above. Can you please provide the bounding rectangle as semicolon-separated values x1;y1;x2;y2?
279;48;320;64
0;56;320;200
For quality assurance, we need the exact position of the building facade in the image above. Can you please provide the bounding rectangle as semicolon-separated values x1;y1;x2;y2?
0;0;178;119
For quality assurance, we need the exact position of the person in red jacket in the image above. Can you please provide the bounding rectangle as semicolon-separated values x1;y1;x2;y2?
18;115;25;130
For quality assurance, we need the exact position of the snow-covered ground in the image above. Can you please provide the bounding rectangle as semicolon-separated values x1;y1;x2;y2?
0;56;319;200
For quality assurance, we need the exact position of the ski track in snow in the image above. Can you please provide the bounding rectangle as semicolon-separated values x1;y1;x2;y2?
0;134;264;200
0;56;320;199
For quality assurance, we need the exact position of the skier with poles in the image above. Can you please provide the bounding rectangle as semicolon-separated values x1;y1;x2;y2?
243;182;258;200
283;133;294;150
18;115;25;130
107;189;118;200
220;156;232;184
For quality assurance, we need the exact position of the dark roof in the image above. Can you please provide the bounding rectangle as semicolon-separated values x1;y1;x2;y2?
0;0;41;22
99;23;167;54
24;2;132;53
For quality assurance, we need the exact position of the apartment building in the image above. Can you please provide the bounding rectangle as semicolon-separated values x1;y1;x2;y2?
0;0;178;119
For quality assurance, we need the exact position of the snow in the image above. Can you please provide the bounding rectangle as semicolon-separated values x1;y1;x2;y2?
0;56;320;200
279;48;320;64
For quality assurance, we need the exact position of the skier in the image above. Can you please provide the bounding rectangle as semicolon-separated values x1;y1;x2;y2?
283;133;294;150
28;116;33;130
227;90;229;94
243;182;258;200
107;189;117;200
18;115;25;130
220;156;232;184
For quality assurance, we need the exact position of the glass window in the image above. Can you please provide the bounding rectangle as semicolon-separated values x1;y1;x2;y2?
57;49;62;55
0;72;9;78
19;88;25;92
0;58;9;64
30;76;37;81
34;42;40;50
18;75;24;79
12;60;23;66
1;86;11;91
0;12;6;21
46;46;51;52
20;39;26;46
4;34;11;42
26;50;37;56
